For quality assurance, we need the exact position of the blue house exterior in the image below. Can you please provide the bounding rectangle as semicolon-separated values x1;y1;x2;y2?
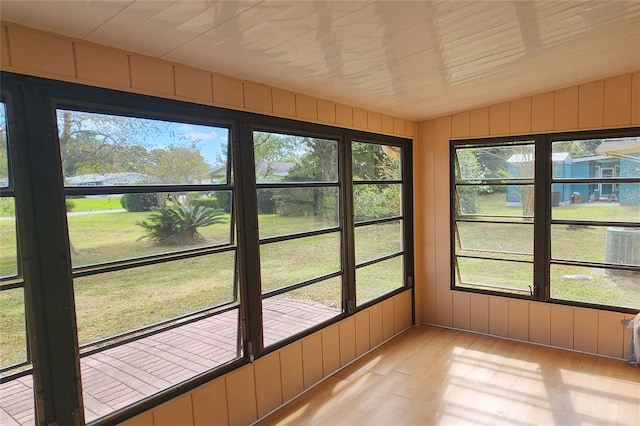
507;152;572;207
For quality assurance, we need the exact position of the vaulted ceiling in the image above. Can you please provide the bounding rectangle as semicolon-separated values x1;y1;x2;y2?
2;1;639;121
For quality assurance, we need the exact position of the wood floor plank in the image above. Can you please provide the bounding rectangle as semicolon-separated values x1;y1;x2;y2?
258;325;640;426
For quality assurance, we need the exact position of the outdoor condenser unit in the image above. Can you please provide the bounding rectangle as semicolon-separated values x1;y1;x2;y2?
605;227;640;275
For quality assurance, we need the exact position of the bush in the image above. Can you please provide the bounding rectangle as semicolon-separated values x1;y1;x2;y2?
120;193;164;212
65;199;76;212
137;205;226;245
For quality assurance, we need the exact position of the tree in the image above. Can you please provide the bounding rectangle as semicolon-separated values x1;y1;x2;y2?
137;205;226;245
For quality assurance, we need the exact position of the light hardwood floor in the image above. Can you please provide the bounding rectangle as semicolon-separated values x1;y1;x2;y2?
258;325;640;425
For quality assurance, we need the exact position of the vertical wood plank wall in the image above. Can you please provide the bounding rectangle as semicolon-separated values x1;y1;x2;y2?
415;70;640;361
0;22;416;425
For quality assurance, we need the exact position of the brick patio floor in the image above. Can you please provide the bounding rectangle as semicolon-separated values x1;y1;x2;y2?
0;298;340;425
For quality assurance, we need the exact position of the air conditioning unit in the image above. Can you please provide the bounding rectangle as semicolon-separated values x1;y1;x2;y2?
605;227;640;276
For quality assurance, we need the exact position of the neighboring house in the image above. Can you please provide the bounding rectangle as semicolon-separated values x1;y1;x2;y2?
506;152;572;207
66;172;149;186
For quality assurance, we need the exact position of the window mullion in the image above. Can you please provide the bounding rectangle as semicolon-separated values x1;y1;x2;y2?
534;135;551;301
342;136;356;313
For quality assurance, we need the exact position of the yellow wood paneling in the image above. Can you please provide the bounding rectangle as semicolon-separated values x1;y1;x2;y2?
578;80;604;128
317;99;336;124
243;82;272;113
1;26;10;67
296;95;317;120
368;111;382;132
402;290;413;329
603;74;632;126
355;309;370;356
550;305;574;349
469;107;489;136
174;65;213;103
597;311;625;358
335;103;353;127
254;352;283;418
381;114;394;134
152;394;193;426
339;317;356;366
451;112;470;138
531;91;554;132
452;292;471;330
489;297;509;337
212;73;244;108
8;25;75;77
322;324;340;377
272;88;296;117
405;120;417;138
393;117;406;136
393;293;405;333
573;308;598;354
554;86;579;130
369;303;383;347
508;299;529;341
75;43;130;88
353;107;368;129
382;298;395;341
529;303;551;345
119;412;153;426
509;97;532;134
225;364;257;426
301;333;323;388
279;341;304;402
489;102;509;135
631;71;640;125
192;378;228;426
129;55;174;96
469;293;489;333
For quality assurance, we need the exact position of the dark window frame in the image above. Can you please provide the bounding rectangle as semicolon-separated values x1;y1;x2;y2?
451;128;640;314
0;71;413;426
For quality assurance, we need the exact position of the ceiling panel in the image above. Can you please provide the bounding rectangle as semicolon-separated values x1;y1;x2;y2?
1;0;638;121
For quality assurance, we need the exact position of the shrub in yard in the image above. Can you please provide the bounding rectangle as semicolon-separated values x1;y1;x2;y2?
120;193;164;212
137;205;226;245
65;199;76;212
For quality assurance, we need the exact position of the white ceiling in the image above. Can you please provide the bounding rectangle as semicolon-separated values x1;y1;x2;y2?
1;0;639;121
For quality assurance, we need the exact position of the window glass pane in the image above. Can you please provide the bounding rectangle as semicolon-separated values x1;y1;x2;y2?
0;102;8;188
455;143;534;181
456;221;533;261
552;224;640;266
0;197;17;277
80;307;240;423
550;264;639;309
74;251;236;345
455;257;532;295
67;191;232;267
263;277;342;346
352;142;401;181
356;256;403;305
551;183;640;222
456;184;535;217
260;233;341;294
253;131;337;183
0;373;35;425
353;183;401;221
57;109;229;186
355;221;402;264
257;187;338;238
0;288;27;369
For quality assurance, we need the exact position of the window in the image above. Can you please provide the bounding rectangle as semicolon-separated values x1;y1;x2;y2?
451;131;640;312
0;73;413;425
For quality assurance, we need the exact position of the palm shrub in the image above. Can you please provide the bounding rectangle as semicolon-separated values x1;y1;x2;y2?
137;205;226;245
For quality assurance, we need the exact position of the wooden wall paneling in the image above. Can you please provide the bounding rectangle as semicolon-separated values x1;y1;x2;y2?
192;378;228;426
451;112;470;138
279;342;304;402
354;309;371;356
405;120;417;138
489;297;509;337
243;82;273;113
550;305;574;349
8;24;75;77
553;86;579;130
296;95;318;121
152;394;193;426
393;293;406;333
302;333;324;389
597;311;625;358
382;297;395;341
529;302;551;345
335;103;353;127
369;304;383;347
393;117;406;136
573;308;598;354
173;65;213;103
322;324;341;377
212;73;244;108
603;74;632;126
317;99;336;124
531;92;554;132
469;107;489;137
578;80;604;128
353;107;368;129
452;292;471;330
272;88;296;117
1;25;10;67
623;313;636;360
508;299;529;341
367;111;382;132
469;293;489;333
225;364;258;426
119;412;153;426
632;71;640;125
75;43;130;88
129;55;174;96
339;317;356;367
489;102;509;135
509;97;532;134
381;114;394;134
254;352;283;418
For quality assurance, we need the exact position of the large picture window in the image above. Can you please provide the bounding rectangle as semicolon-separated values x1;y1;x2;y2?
451;131;640;312
0;72;413;426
